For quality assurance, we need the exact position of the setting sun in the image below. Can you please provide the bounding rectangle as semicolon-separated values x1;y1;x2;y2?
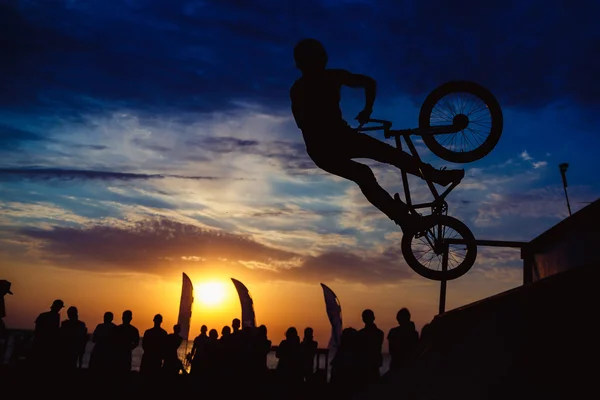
196;281;227;306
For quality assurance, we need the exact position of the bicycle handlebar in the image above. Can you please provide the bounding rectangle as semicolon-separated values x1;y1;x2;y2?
355;118;393;132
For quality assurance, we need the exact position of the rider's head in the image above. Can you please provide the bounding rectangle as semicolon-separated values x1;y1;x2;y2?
294;39;328;73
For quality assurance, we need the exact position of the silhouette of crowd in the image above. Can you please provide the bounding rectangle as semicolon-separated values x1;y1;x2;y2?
186;319;274;388
2;292;429;398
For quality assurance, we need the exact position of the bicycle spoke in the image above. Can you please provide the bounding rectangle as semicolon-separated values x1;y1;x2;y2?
409;222;470;273
431;107;454;122
428;91;493;154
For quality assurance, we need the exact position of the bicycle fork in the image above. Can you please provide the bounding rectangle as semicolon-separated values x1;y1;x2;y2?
395;134;457;216
395;134;459;249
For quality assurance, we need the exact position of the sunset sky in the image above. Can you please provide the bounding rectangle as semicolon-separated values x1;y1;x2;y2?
1;0;599;349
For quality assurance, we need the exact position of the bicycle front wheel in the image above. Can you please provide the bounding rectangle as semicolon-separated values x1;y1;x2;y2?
401;215;477;281
419;81;503;164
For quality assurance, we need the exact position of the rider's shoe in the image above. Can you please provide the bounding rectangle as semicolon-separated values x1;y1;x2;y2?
420;164;465;186
392;193;432;233
400;213;434;235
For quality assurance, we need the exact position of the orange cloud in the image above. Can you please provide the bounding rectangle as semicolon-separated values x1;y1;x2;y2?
11;218;414;285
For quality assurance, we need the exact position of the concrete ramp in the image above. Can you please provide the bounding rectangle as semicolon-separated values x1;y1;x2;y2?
371;263;599;399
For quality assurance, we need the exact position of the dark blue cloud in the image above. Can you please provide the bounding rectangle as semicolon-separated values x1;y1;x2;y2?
0;124;48;149
185;137;316;173
0;167;244;181
190;137;260;153
2;0;598;121
68;144;108;151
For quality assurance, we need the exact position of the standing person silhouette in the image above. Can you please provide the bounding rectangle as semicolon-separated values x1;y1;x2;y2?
140;314;168;378
300;327;318;383
189;325;209;378
356;309;384;387
290;39;464;232
89;311;116;376
32;299;64;375
387;308;419;372
114;310;140;376
163;324;184;377
0;280;13;363
276;327;303;388
59;306;88;372
253;325;272;385
230;318;243;381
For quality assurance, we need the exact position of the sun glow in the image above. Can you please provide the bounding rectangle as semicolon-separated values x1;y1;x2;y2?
196;281;227;306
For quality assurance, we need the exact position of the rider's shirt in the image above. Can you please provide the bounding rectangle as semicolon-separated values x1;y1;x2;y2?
290;69;350;150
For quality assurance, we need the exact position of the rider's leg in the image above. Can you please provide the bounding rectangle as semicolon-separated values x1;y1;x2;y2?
346;163;406;221
314;157;402;220
342;131;464;186
313;157;430;231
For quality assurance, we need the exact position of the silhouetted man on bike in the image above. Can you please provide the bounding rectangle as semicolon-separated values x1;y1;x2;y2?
290;39;464;232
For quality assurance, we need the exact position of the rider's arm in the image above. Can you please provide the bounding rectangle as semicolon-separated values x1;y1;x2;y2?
333;69;377;111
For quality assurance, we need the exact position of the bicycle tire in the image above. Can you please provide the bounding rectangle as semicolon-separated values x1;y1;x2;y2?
401;215;477;281
419;81;503;164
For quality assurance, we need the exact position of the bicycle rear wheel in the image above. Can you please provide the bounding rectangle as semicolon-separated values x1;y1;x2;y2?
401;215;477;281
419;81;503;164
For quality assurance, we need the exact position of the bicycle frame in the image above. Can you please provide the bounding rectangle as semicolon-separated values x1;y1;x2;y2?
357;119;462;217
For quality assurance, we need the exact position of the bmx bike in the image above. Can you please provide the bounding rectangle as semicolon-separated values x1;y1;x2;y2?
356;81;503;281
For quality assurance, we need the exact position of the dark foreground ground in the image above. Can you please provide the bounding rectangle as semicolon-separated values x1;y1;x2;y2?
0;364;384;400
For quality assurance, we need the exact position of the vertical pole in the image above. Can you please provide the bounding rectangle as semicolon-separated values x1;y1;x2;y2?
439;243;449;315
559;163;572;217
563;185;572;217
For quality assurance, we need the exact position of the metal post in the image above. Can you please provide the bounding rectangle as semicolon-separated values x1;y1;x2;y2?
559;163;572;217
431;240;526;313
439;243;449;315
